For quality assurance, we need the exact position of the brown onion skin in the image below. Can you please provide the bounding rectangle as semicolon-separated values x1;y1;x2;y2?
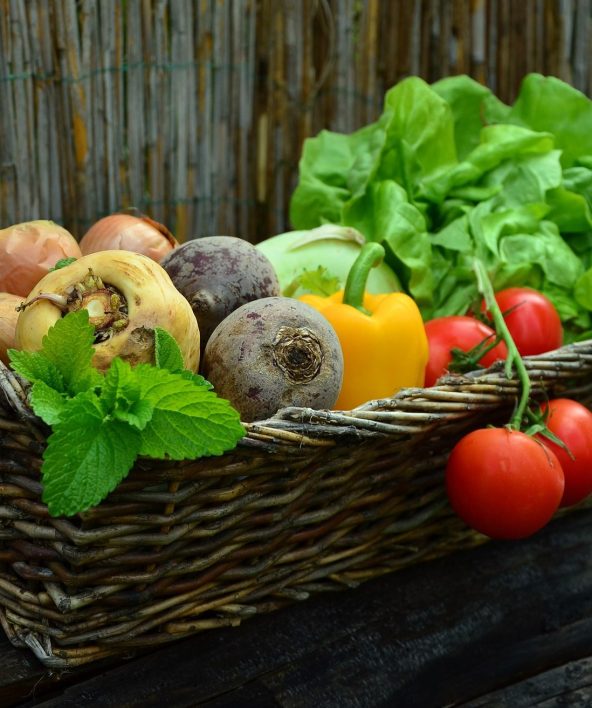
0;221;82;297
79;213;178;262
0;293;21;365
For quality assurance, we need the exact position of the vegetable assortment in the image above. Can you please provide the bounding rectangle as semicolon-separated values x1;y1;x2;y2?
289;73;592;343
1;72;592;547
9;313;244;517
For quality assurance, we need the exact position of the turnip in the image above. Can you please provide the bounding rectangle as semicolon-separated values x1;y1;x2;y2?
0;293;21;364
201;296;344;422
16;251;200;372
256;224;401;297
160;236;280;353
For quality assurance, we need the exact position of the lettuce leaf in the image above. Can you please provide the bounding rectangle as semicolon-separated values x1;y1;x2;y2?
289;73;592;341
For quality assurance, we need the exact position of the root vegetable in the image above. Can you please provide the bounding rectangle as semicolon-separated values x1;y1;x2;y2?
79;211;178;262
0;293;21;364
256;224;402;296
0;221;82;297
160;236;280;353
16;251;200;372
202;296;344;422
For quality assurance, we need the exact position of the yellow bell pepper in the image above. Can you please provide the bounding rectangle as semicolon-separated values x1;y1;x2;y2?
299;242;428;410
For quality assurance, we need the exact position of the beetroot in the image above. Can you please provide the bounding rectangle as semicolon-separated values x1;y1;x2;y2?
160;236;280;353
201;297;344;422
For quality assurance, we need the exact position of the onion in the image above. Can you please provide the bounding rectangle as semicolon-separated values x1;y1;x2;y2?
79;212;178;262
0;293;21;364
16;250;200;373
0;221;82;297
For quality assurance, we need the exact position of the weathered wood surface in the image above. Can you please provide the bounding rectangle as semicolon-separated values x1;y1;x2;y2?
1;0;591;243
2;506;592;706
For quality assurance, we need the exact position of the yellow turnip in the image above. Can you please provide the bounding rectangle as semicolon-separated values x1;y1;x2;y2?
16;251;200;372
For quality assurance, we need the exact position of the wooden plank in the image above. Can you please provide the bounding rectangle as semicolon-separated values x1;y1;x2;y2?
8;0;33;221
233;0;256;240
212;0;231;237
84;0;106;228
99;0;119;215
169;0;192;240
28;1;49;221
125;0;145;212
54;0;78;229
0;0;18;225
145;0;168;226
4;507;592;707
62;0;89;235
460;655;592;706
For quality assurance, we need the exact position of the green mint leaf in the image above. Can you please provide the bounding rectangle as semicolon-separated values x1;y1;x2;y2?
29;381;69;425
179;370;214;389
49;257;77;271
112;399;154;430
38;310;101;394
154;327;185;372
133;365;245;459
100;357;141;410
99;358;153;430
8;349;65;392
154;326;213;388
41;392;141;517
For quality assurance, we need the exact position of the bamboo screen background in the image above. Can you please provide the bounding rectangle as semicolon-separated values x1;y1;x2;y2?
1;0;591;243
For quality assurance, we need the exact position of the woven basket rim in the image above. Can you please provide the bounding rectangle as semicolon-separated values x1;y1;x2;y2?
2;338;592;452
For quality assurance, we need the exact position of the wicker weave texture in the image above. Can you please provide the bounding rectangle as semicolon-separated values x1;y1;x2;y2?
1;342;592;668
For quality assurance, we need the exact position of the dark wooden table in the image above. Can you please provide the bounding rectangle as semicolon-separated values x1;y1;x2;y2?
3;507;592;707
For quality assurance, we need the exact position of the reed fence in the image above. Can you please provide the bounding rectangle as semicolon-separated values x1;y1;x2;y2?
1;0;591;243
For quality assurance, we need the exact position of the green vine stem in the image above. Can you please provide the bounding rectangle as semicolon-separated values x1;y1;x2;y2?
473;258;531;430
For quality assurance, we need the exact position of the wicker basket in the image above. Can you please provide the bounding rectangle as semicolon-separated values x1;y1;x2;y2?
1;341;592;669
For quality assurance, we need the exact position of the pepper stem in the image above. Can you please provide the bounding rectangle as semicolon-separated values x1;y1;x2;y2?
343;242;385;314
473;259;531;430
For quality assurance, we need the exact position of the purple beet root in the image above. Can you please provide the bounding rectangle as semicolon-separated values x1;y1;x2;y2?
161;236;280;353
202;296;344;422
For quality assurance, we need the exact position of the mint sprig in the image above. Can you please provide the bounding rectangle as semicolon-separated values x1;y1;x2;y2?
49;257;78;271
42;391;142;517
8;312;245;517
10;310;101;399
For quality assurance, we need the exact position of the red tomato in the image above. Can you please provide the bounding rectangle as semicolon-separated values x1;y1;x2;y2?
536;398;592;507
424;315;508;387
446;428;564;540
481;287;563;356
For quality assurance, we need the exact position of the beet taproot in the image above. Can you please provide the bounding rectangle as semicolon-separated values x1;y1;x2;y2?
160;236;280;353
201;296;344;422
